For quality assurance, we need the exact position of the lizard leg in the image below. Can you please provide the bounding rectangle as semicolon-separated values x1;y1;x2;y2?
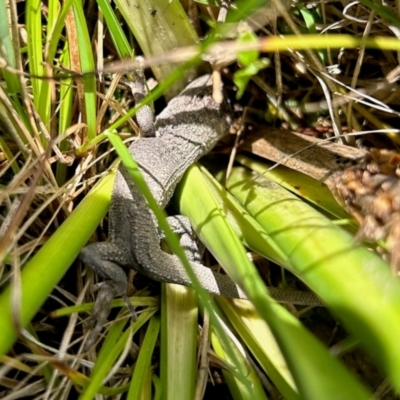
123;62;155;137
132;211;247;299
80;242;136;348
163;216;247;298
134;216;247;299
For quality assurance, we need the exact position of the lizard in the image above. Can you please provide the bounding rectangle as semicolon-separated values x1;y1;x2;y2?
80;74;321;346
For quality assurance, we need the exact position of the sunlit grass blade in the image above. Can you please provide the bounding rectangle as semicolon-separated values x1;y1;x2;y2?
26;0;51;126
46;0;59;47
26;0;44;104
45;0;74;64
210;323;268;399
160;284;197;400
217;297;301;400
197;164;289;266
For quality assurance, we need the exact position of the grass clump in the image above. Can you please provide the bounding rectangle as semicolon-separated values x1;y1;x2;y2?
2;0;400;398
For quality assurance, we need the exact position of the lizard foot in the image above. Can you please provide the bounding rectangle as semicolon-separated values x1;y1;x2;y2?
85;280;137;350
80;242;136;349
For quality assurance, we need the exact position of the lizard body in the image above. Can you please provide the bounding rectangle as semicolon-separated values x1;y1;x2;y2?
81;75;321;345
105;74;242;294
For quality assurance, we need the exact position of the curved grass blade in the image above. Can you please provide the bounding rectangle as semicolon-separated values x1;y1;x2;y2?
226;166;400;391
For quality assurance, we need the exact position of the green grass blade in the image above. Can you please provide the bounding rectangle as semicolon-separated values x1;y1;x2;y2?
128;315;160;399
160;285;197;400
197;165;289;266
210;327;268;400
56;44;74;185
0;136;20;174
51;296;158;319
72;0;97;139
217;297;301;400
45;0;74;63
26;0;44;101
96;0;132;58
26;0;51;126
359;0;400;30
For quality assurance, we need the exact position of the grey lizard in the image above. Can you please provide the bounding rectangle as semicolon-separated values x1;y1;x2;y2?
80;74;321;346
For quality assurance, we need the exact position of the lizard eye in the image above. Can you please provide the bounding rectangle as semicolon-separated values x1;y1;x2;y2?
195;91;206;100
